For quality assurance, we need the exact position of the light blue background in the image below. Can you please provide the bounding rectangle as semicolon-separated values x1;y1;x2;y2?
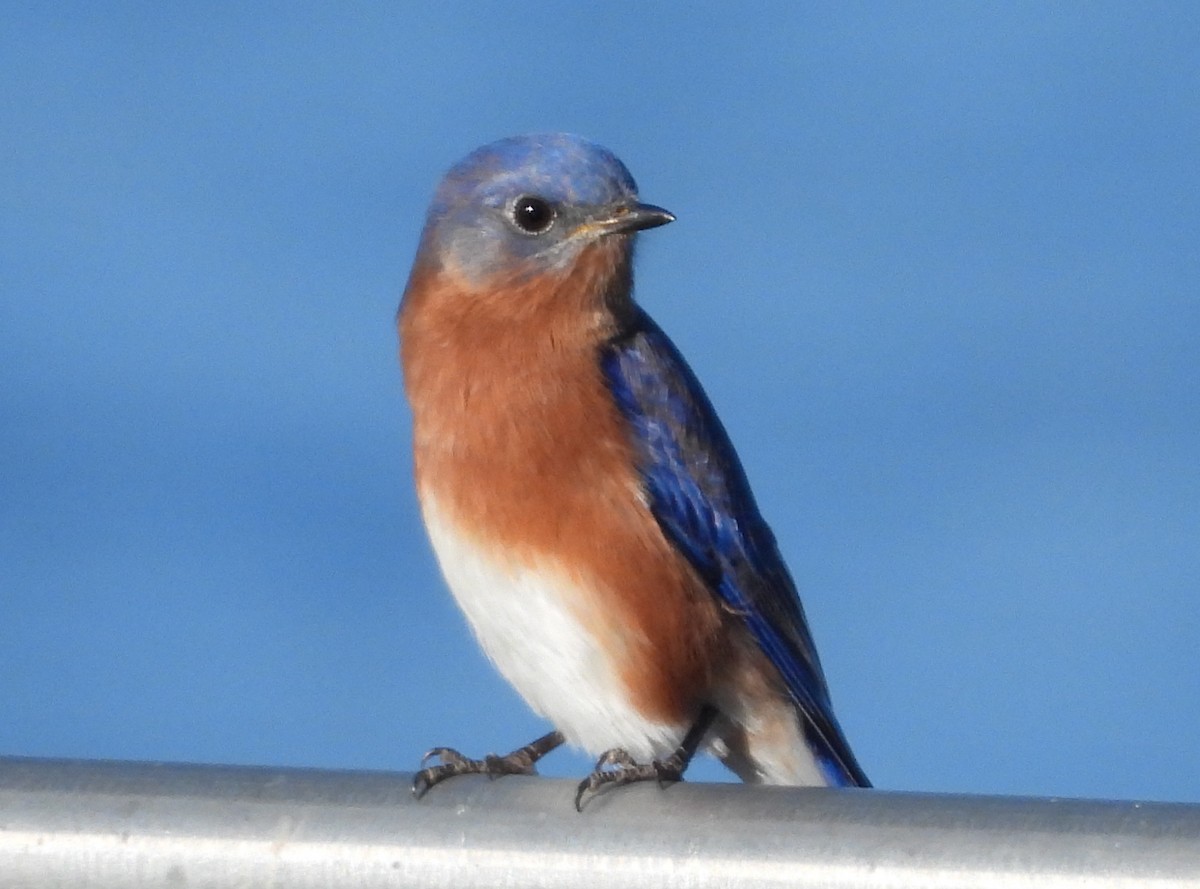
2;5;1197;802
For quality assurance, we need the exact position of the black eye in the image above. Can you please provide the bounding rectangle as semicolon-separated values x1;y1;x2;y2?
512;196;555;233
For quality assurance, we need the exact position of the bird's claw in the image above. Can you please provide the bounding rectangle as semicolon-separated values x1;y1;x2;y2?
411;745;545;799
574;748;686;811
418;746;470;771
413;747;467;797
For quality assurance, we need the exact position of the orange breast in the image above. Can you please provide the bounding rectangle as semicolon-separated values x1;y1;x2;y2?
399;242;725;724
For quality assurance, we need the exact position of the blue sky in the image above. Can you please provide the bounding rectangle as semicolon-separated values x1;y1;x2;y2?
2;5;1197;803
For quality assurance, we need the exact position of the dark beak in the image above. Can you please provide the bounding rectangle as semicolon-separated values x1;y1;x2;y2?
590;202;676;236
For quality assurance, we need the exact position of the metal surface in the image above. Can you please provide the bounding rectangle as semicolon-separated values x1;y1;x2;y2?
0;755;1197;888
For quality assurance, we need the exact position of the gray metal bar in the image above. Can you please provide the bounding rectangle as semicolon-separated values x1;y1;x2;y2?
0;755;1197;888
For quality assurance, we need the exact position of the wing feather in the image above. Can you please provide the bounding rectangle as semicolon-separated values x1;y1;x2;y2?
601;309;869;787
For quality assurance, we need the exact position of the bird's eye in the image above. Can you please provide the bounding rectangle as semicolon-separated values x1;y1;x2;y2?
511;196;555;234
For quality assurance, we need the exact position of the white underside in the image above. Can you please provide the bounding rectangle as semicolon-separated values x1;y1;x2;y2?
421;495;686;760
709;682;830;786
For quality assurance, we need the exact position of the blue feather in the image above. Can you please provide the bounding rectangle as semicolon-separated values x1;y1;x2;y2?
601;308;870;788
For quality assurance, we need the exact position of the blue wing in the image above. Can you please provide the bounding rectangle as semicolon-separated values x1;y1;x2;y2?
601;308;870;788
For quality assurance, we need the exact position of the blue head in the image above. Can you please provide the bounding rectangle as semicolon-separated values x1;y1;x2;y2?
415;133;673;284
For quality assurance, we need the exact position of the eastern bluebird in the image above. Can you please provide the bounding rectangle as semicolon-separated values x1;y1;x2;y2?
399;133;870;808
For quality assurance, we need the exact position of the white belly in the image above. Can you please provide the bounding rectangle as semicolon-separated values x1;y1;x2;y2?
421;495;685;760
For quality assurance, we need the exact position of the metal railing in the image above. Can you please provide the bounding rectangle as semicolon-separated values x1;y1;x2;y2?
1;755;1198;887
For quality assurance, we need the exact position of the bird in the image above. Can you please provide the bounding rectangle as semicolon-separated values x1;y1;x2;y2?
398;133;870;809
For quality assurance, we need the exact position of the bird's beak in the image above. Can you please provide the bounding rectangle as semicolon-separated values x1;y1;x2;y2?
581;202;676;237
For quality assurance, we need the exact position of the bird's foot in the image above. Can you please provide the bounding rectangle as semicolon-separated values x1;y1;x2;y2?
411;747;529;798
573;705;719;811
411;730;564;799
574;747;688;811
